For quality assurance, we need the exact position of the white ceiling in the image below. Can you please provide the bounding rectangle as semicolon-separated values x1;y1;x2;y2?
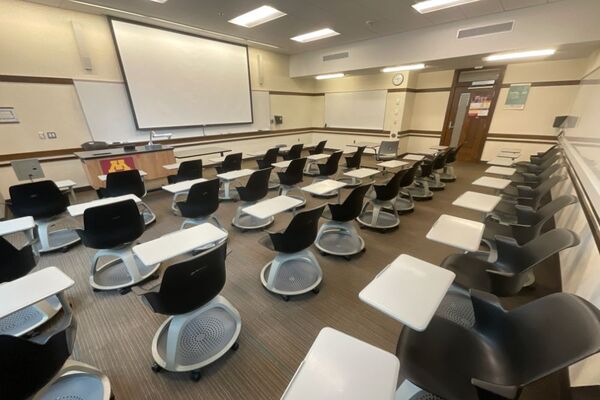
32;0;568;54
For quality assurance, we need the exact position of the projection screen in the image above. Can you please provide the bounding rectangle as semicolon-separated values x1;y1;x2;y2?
109;19;253;129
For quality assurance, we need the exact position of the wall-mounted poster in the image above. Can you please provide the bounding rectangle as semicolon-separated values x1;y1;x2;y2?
468;95;492;117
505;84;531;110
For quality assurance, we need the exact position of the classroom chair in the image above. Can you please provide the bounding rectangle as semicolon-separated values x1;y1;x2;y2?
375;140;399;161
9;181;81;253
0;237;61;337
256;147;281;189
0;298;112;399
232;168;274;231
308;140;327;155
315;184;370;259
393;162;421;214
422;151;449;191
440;144;463;182
310;150;344;198
260;205;325;301
167;160;202;184
277;157;308;207
283;143;304;161
76;199;160;294
442;228;579;297
216;153;242;174
338;146;366;187
404;161;434;200
510;162;562;188
356;169;406;231
100;169;156;225
178;179;223;230
396;290;600;400
140;241;241;382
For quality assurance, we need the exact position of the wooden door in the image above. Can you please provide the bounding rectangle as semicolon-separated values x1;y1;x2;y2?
442;86;499;161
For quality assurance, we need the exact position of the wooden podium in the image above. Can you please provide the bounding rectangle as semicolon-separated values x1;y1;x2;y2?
74;145;176;189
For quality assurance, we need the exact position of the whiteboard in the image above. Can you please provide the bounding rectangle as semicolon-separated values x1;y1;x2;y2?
74;80;270;143
110;19;252;129
325;90;387;130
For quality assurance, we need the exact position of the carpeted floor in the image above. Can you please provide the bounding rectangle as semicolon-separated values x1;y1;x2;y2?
5;156;567;399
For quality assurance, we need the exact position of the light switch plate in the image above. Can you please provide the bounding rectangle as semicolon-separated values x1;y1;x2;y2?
47;131;57;139
38;132;46;140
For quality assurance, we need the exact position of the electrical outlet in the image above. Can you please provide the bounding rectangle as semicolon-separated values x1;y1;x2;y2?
38;132;46;140
47;131;57;139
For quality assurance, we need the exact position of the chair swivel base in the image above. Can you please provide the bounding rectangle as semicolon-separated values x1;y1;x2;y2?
35;225;80;254
141;206;157;226
232;214;274;231
440;173;456;183
405;186;433;200
392;195;415;214
151;295;241;381
36;360;112;400
0;296;61;337
424;178;446;191
90;248;160;293
357;201;400;231
395;379;443;400
260;250;322;301
315;221;365;259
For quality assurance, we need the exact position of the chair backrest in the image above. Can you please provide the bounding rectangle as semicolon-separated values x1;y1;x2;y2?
0;316;74;399
400;162;421;188
9;181;68;219
104;170;145;198
0;237;37;283
238;168;272;202
374;169;407;201
179;178;220;218
81;141;109;151
537;162;562;180
143;241;227;315
318;151;343;176
432;150;449;170
313;141;327;154
258;147;280;168
278;157;307;186
220;153;242;173
329;184;371;222
81;199;144;249
286;144;304;160
419;160;434;177
270;205;325;253
517;175;563;209
512;195;577;244
378;140;399;157
445;146;458;164
176;160;203;181
496;228;580;273
346;146;366;169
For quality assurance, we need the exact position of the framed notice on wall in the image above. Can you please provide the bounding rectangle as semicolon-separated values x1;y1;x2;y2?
0;107;18;123
505;84;531;110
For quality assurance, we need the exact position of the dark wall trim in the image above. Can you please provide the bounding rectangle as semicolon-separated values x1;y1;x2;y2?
571;385;600;400
487;133;558;141
388;87;451;93
314;127;390;134
0;75;73;85
500;80;580;88
269;91;324;96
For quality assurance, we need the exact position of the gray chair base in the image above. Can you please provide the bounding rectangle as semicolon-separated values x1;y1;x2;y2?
0;296;61;337
315;220;365;258
405;181;433;200
150;295;241;380
181;215;224;231
260;249;322;301
357;199;400;230
279;185;306;208
141;202;157;225
423;172;446;190
440;165;456;182
34;216;80;253
393;192;415;213
395;379;441;400
232;202;274;231
35;359;112;400
268;178;280;190
90;244;160;292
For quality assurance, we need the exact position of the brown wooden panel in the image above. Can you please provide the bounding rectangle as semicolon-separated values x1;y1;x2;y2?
269;91;325;96
0;75;73;84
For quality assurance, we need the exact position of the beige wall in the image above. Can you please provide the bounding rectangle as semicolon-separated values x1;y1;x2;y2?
269;95;324;130
408;92;450;132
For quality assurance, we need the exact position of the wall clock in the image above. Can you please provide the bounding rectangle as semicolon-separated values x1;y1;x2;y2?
392;73;404;86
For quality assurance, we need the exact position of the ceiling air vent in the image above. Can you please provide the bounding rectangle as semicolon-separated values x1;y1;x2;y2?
323;51;349;62
457;21;514;39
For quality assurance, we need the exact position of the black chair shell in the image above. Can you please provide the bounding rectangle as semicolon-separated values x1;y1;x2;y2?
9;181;68;219
168;160;202;184
0;237;36;283
329;185;370;222
283;144;304;161
216;153;242;174
257;148;280;169
345;146;366;169
268;206;325;254
309;141;327;155
277;158;307;186
101;170;145;198
237;168;272;202
177;179;220;219
317;151;343;177
374;169;407;201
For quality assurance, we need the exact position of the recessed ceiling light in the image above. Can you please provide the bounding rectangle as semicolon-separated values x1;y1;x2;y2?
148;0;168;3
316;73;345;80
484;49;556;62
382;63;426;73
412;0;480;14
228;5;286;28
291;28;340;43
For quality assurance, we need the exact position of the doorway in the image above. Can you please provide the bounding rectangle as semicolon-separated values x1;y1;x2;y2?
441;67;505;161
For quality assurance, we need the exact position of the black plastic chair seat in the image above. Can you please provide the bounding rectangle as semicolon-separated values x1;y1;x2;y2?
77;199;144;249
177;179;220;219
168;160;202;184
373;170;407;201
316;151;343;177
236;168;272;202
277;158;307;186
9;181;68;219
345;146;365;169
283;144;303;161
0;237;36;283
441;254;508;293
257;148;280;169
100;170;145;198
309;141;327;155
216;153;242;174
328;184;370;222
263;206;325;254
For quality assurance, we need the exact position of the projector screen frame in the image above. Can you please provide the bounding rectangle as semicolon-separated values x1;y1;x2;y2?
108;17;254;131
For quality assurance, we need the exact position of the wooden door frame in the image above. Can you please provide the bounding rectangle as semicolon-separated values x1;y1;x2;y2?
440;65;506;161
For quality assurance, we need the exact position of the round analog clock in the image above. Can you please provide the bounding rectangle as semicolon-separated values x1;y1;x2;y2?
392;73;404;86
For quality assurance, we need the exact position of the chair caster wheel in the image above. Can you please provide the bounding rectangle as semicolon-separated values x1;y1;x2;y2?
151;362;162;373
361;248;366;253
281;295;290;302
231;342;240;351
344;256;352;261
92;288;100;293
118;287;131;295
320;251;327;256
190;370;202;382
312;287;320;294
61;247;70;253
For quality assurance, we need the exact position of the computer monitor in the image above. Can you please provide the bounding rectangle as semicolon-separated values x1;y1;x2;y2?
11;158;45;181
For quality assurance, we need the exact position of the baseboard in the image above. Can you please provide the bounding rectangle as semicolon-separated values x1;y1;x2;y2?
570;385;600;400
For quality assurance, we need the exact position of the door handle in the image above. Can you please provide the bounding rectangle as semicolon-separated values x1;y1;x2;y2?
448;121;454;129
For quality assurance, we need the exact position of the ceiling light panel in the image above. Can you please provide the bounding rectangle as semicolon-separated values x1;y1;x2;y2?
382;63;426;73
412;0;481;14
291;28;340;43
228;5;286;28
316;73;345;80
484;49;556;61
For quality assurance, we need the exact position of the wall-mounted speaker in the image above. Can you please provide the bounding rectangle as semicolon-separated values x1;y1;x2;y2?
71;21;93;72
